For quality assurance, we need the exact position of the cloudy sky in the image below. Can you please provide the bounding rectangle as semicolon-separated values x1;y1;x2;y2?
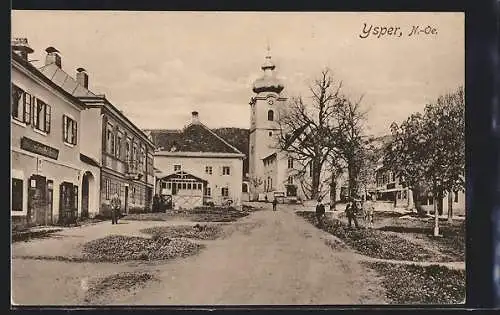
12;11;464;136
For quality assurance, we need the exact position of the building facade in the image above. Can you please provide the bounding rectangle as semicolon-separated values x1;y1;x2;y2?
11;41;95;228
38;47;155;216
148;112;245;209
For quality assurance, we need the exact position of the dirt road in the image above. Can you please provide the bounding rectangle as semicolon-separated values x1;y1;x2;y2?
12;203;387;305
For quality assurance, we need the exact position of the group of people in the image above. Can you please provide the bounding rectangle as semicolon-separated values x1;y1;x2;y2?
315;194;376;229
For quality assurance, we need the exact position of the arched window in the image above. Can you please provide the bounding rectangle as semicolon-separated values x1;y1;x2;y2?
267;110;274;121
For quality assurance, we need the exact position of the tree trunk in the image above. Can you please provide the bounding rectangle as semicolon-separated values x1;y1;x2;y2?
447;190;453;223
438;191;444;215
411;187;425;215
433;195;440;236
347;164;358;199
311;158;321;200
329;173;337;211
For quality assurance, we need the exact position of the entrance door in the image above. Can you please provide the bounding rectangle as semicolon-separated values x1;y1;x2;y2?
81;175;89;218
124;186;129;214
46;180;54;225
28;175;47;225
59;182;78;225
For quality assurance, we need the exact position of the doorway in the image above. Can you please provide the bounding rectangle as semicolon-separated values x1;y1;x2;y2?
28;175;47;225
81;171;94;219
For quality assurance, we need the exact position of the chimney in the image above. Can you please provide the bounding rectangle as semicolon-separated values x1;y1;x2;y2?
11;38;34;61
76;67;89;88
191;111;200;124
45;47;61;68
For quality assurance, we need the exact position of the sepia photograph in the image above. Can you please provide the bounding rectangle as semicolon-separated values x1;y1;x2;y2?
10;11;465;306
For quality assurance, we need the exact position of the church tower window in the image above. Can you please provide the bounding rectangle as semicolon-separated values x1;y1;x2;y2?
268;110;274;121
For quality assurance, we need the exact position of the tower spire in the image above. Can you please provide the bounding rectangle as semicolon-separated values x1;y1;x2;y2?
266;39;271;58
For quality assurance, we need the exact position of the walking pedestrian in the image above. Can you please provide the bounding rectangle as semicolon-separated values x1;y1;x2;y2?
316;198;326;227
345;197;360;229
110;193;121;225
152;194;160;213
272;197;278;211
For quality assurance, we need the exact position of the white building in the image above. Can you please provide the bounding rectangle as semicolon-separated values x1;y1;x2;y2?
148;112;245;210
11;39;100;228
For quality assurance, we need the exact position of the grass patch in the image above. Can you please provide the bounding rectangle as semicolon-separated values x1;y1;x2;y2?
141;224;224;240
364;262;465;304
296;211;443;262
84;272;159;304
12;229;63;243
82;235;204;262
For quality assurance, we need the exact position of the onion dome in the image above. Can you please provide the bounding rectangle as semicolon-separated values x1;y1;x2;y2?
252;50;284;94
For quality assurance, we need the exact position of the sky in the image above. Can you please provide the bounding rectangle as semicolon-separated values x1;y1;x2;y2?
11;11;464;136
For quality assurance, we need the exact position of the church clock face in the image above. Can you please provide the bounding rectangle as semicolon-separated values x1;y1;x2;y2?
267;98;274;105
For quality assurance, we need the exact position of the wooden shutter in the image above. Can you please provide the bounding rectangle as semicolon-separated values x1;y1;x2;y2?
73;120;78;144
63;115;68;142
24;94;32;124
45;105;51;133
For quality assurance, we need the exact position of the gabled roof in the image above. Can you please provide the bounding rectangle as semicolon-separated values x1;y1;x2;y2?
159;170;207;184
147;122;244;155
11;53;87;111
38;63;96;97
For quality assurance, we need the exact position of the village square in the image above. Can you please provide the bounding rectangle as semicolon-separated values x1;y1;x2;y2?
11;12;465;306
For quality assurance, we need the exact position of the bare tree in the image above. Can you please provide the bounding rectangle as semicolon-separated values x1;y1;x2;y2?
276;69;342;200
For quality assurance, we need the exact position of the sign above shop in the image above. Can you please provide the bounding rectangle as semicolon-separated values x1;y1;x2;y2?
21;137;59;160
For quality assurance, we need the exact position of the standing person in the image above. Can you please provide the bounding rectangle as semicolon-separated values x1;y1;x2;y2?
110;193;121;225
345;197;360;229
272;197;278;211
316;198;326;227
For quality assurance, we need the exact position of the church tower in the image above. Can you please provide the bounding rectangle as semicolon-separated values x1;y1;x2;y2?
248;47;287;198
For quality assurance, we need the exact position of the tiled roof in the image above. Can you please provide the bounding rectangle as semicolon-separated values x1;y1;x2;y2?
38;63;96;97
148;123;243;155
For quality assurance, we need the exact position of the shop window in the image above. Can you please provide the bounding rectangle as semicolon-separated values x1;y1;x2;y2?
63;115;77;145
222;187;229;197
33;99;51;133
11;178;23;211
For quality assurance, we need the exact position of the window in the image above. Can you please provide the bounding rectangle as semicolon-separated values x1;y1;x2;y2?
269;131;273;137
182;183;187;190
104;179;110;200
187;183;192;190
126;140;131;161
242;183;248;193
63;115;77;145
288;176;294;185
198;183;202;190
287;157;294;169
221;187;229;197
11;84;31;124
116;134;122;158
161;182;166;189
454;191;459;203
11;178;23;211
205;187;211;196
222;166;230;175
174;164;181;172
267;110;274;121
167;182;172;189
33;99;51;133
205;166;213;175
